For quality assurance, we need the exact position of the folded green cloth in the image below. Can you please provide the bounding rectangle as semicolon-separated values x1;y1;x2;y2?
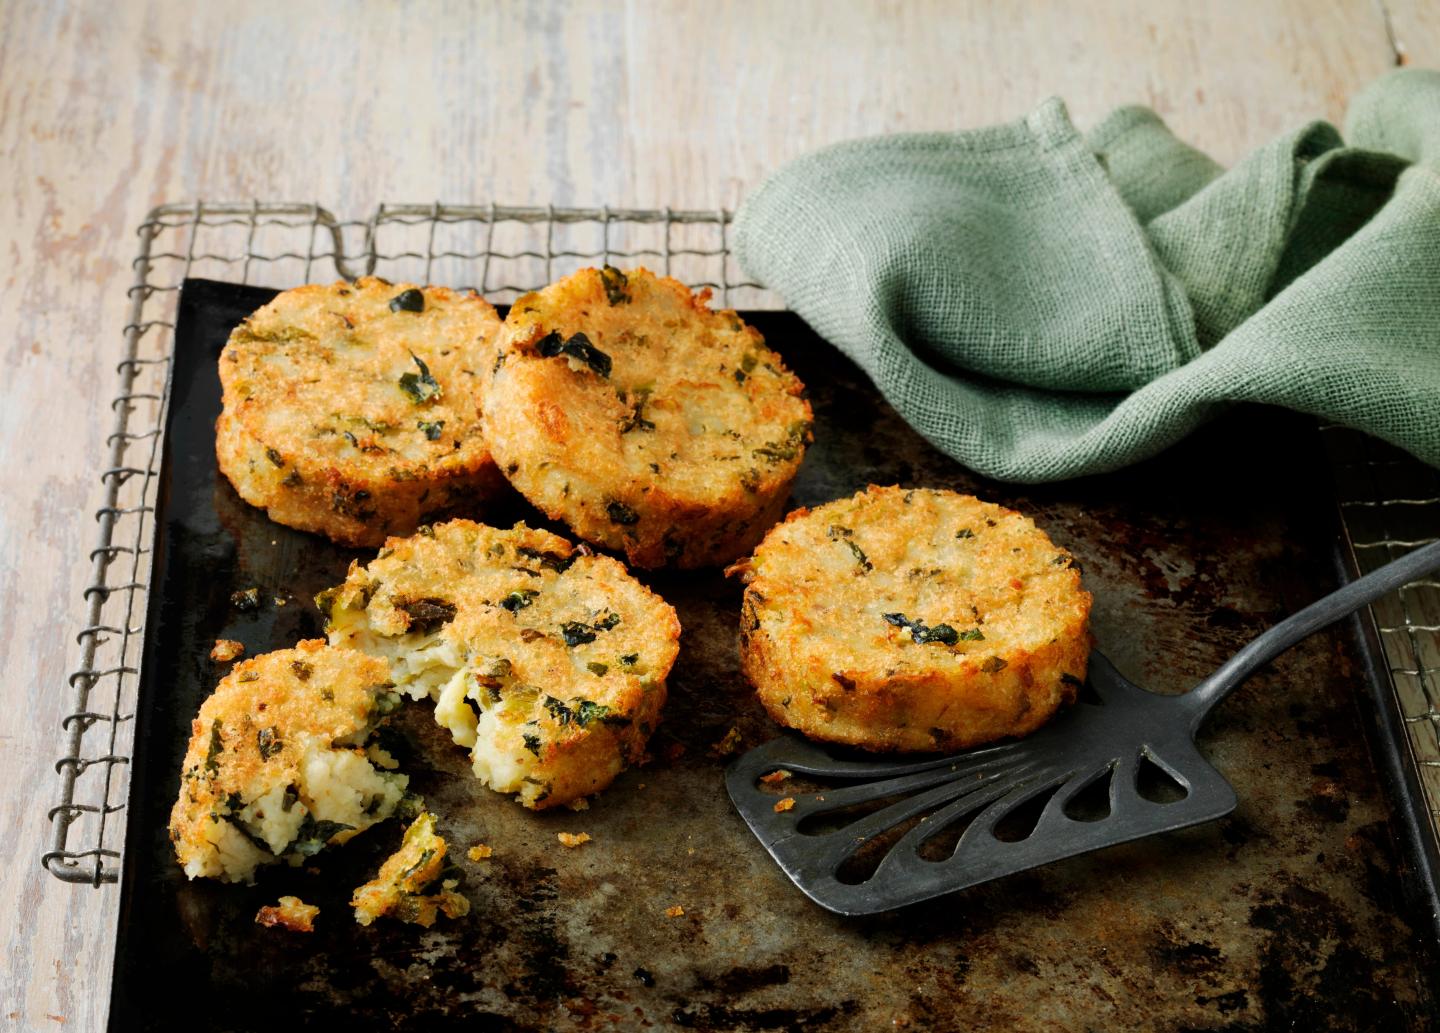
734;69;1440;482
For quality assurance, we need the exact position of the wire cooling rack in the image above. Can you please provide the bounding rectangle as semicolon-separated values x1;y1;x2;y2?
42;202;1440;895
42;201;773;886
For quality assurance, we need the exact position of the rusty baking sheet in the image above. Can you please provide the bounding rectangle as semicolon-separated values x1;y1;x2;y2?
111;278;1438;1031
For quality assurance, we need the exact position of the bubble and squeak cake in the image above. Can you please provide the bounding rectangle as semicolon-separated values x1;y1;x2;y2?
169;641;411;884
727;486;1092;752
481;266;812;568
216;277;505;547
320;519;680;808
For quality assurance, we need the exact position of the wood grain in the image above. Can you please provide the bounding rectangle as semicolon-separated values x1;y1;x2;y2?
1387;0;1440;68
0;1;1422;1028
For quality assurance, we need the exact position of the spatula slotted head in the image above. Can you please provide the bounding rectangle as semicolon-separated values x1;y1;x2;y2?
725;653;1238;915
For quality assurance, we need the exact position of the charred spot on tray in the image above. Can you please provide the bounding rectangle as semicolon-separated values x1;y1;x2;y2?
397;597;457;634
388;288;425;313
230;587;262;612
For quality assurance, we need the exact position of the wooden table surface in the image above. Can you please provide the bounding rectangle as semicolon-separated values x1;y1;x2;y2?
3;1;1436;1028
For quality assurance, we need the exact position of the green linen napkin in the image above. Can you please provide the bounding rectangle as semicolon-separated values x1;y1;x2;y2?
733;69;1440;482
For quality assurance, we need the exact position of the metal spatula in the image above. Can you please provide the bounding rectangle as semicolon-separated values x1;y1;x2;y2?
726;539;1440;916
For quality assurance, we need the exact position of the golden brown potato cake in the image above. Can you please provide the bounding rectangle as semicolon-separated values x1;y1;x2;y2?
169;641;410;884
481;266;811;569
351;811;469;927
216;277;505;547
320;519;680;809
727;486;1092;752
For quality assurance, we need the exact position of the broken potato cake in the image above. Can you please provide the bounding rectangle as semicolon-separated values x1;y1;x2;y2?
169;641;410;884
727;486;1092;753
216;277;505;547
352;810;469;928
321;519;680;809
482;266;812;569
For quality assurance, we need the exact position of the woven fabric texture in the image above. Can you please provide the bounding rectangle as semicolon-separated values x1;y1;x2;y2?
734;69;1440;481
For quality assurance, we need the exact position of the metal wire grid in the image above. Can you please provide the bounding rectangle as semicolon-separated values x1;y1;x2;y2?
1324;425;1440;846
42;201;1440;887
42;201;774;886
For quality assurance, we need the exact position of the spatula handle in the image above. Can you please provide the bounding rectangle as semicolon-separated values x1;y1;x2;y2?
1184;537;1440;725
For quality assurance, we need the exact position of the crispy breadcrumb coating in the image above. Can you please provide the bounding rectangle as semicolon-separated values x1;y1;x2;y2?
217;277;505;546
322;519;680;808
482;267;811;568
728;486;1091;752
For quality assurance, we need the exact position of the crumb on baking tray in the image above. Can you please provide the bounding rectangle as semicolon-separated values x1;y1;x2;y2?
352;811;469;928
709;727;743;757
468;844;493;861
557;832;591;848
255;895;319;932
759;769;791;785
664;905;685;918
209;639;244;662
773;797;796;813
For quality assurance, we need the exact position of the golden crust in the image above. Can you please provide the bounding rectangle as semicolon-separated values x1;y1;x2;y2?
168;641;407;882
351;811;469;927
481;267;812;568
322;519;681;808
216;277;505;547
727;486;1092;752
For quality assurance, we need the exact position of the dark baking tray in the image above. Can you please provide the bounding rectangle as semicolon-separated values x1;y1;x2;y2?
112;277;1438;1031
